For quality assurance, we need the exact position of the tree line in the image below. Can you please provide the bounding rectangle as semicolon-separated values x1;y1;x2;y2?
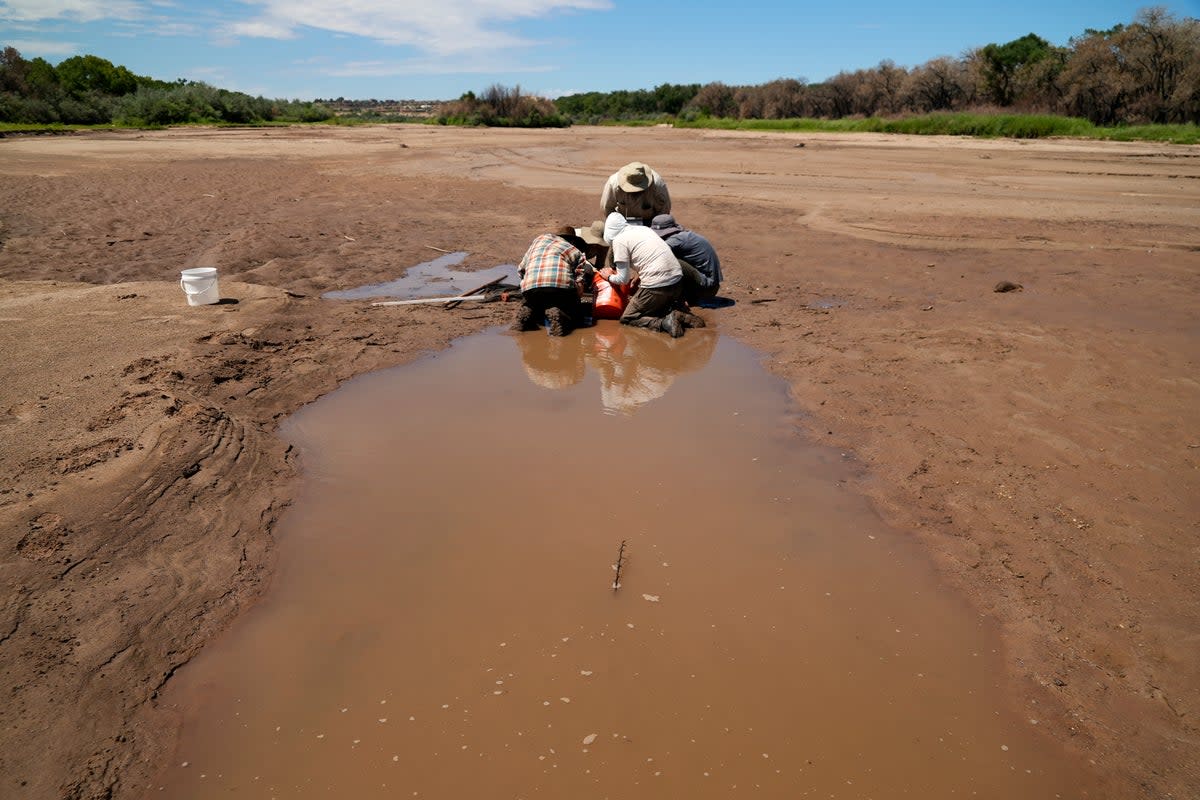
559;8;1199;126
3;7;1195;129
0;48;332;125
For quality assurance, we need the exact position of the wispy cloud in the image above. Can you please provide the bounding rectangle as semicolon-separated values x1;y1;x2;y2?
5;37;78;55
151;20;200;36
0;0;142;23
226;18;297;40
111;17;201;37
225;0;611;55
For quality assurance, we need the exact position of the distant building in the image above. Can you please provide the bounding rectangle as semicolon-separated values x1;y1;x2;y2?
314;99;441;119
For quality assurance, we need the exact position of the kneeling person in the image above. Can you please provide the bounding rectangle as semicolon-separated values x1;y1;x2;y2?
650;213;722;305
600;212;703;338
514;228;591;336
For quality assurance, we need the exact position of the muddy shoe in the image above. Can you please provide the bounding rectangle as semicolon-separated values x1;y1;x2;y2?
511;305;535;332
660;311;684;338
545;307;569;337
676;309;706;328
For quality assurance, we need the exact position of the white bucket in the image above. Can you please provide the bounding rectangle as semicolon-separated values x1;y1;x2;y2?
180;267;220;306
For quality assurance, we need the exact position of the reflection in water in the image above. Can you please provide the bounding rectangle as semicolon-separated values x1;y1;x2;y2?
515;331;586;390
514;323;718;415
322;252;518;300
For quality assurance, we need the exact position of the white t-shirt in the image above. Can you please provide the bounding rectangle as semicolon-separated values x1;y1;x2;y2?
611;224;682;289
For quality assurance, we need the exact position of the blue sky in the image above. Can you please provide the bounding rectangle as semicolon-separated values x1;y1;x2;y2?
1;0;1192;101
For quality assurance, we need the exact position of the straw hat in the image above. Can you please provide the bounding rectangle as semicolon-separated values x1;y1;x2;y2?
578;220;608;246
616;162;652;193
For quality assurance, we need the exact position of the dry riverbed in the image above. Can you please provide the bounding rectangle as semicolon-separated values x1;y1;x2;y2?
0;125;1196;798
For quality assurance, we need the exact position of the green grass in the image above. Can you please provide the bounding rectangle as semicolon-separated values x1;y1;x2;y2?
1096;123;1200;143
2;119;345;133
0;122;111;134
671;113;1200;144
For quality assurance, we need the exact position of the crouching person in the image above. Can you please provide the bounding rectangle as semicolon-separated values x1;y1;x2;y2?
650;213;722;305
513;227;592;336
599;212;704;338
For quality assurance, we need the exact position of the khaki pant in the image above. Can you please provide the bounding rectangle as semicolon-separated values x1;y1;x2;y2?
620;280;683;331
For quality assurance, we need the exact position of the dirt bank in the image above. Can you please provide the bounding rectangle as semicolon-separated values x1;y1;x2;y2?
0;126;1196;798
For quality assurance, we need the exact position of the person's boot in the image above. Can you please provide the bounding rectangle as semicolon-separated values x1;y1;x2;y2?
675;309;706;328
660;311;684;338
510;305;535;332
545;307;569;337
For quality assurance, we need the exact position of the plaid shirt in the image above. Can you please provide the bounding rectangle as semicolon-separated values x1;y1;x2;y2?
518;233;585;292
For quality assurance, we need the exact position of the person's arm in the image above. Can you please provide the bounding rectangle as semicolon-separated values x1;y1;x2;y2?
652;178;671;215
600;174;618;217
570;250;592;294
607;259;632;286
600;238;632;285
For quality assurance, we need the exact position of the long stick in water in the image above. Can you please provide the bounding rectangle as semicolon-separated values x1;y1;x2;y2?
612;539;627;591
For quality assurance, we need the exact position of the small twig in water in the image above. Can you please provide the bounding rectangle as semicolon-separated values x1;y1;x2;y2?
425;245;453;254
612;539;627;591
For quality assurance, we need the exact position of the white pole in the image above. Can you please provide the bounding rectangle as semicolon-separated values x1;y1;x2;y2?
370;294;487;307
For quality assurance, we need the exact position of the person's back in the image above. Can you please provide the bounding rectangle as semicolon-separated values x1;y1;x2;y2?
650;214;722;302
518;232;583;292
600;213;701;337
513;231;589;336
665;230;721;288
610;224;680;289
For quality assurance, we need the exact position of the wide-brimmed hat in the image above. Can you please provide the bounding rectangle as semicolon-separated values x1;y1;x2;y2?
578;220;608;246
554;225;587;252
650;213;683;238
616;162;652;193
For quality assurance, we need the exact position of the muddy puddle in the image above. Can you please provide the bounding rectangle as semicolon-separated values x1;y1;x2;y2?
154;324;1105;799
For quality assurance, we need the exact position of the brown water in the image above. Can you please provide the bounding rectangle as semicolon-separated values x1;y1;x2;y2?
154;324;1104;799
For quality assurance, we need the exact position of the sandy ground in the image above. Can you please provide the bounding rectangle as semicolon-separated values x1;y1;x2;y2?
0;125;1197;799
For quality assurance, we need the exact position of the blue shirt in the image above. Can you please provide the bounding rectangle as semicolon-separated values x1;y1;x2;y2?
663;230;721;288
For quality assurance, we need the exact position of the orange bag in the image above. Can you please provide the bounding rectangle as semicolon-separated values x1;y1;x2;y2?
593;273;629;320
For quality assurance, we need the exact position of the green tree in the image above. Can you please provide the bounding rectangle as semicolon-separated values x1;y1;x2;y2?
651;83;699;115
56;54;138;97
980;33;1054;105
26;57;59;94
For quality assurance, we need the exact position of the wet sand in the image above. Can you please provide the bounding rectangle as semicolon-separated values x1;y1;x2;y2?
0;125;1197;798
